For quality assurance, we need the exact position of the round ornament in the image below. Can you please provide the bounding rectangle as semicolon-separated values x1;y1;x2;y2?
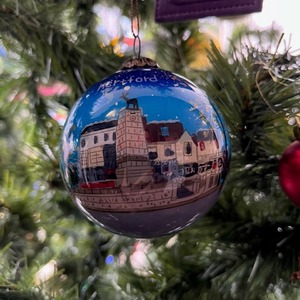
279;139;300;206
59;58;230;238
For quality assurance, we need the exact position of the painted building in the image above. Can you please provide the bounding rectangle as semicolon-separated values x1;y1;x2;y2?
78;103;223;189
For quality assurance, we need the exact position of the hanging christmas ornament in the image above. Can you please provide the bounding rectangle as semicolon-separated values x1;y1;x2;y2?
279;126;300;206
59;0;230;238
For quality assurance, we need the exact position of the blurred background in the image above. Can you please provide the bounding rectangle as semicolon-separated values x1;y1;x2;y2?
1;0;300;299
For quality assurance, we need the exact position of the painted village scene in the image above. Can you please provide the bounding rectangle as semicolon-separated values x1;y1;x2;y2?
68;91;229;214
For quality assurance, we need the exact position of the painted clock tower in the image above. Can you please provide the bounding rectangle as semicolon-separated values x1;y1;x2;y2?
115;104;153;187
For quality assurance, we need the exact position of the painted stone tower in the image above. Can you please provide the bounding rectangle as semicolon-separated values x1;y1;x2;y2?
115;99;153;187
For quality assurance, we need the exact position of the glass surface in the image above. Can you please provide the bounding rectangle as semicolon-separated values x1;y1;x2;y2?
59;66;230;238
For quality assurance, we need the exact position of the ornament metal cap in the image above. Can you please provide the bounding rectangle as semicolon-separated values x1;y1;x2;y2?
120;57;158;70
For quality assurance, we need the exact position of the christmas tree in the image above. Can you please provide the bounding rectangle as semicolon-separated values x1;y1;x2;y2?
1;1;300;299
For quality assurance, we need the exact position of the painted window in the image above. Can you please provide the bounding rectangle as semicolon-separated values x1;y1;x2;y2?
81;138;86;148
94;136;98;144
164;146;175;157
104;133;109;141
184;142;192;155
161;126;169;137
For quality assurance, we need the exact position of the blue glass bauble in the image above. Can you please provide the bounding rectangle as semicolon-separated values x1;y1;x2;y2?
59;58;230;238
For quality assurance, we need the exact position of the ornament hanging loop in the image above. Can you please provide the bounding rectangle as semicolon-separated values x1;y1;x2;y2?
122;0;158;69
130;0;141;58
133;35;141;59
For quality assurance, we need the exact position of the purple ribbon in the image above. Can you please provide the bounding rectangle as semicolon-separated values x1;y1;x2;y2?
155;0;263;22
